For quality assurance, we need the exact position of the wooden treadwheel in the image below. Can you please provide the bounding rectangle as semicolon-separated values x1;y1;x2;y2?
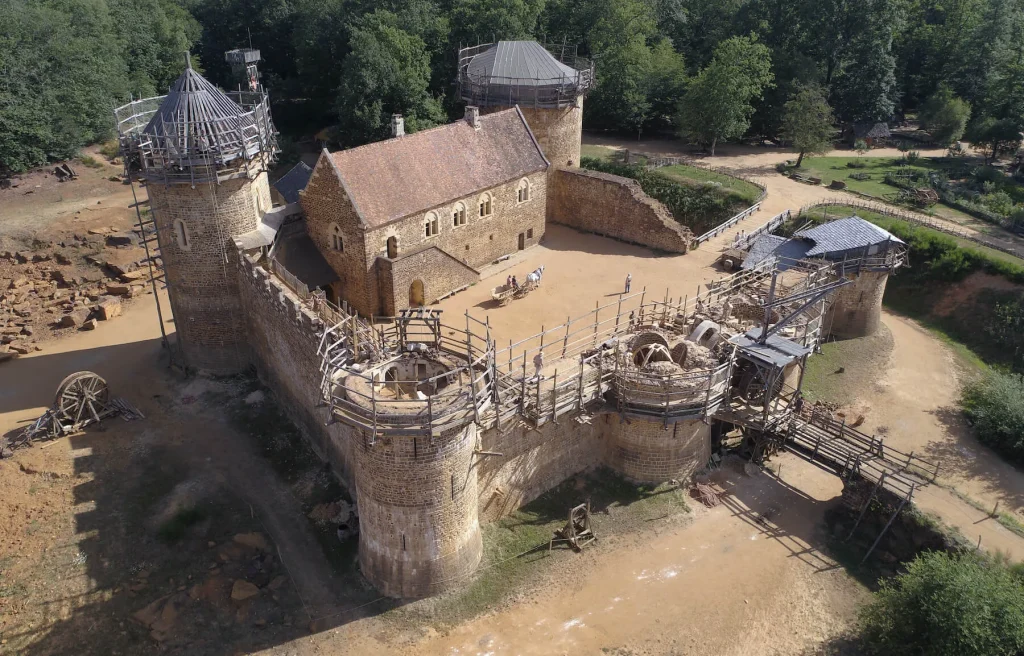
54;371;110;425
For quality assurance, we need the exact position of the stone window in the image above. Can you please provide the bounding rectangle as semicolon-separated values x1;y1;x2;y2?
424;212;439;238
452;202;467;227
172;219;191;250
527;228;534;239
516;178;531;203
478;193;492;218
329;223;343;252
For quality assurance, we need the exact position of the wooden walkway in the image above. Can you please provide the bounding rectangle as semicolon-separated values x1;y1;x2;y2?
783;410;939;499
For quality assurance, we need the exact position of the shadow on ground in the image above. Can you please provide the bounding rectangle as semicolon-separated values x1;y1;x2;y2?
1;339;399;656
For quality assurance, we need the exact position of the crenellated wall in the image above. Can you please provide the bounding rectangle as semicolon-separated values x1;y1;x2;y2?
236;255;714;598
550;168;693;254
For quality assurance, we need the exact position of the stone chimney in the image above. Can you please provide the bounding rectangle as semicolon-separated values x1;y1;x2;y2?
465;106;480;130
391;114;405;138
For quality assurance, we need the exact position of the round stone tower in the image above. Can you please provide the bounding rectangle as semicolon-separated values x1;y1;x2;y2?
827;270;891;339
457;41;594;168
115;52;277;373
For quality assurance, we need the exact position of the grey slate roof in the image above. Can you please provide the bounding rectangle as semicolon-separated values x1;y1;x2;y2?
730;329;812;368
795;216;904;257
234;203;301;250
273;162;313;204
853;122;891;139
143;60;259;163
467;41;580;86
741;234;812;270
273;223;339;289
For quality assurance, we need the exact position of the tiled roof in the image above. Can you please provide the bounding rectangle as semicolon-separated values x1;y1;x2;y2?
328;108;547;228
730;329;812;368
273;161;313;204
796;216;904;257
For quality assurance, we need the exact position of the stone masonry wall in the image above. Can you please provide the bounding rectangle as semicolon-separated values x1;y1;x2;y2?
550;168;693;254
482;101;583;169
377;247;480;316
476;417;605;523
236;255;356;486
148;171;269;373
827;271;889;339
603;417;711;484
299;154;373;317
355;423;483;598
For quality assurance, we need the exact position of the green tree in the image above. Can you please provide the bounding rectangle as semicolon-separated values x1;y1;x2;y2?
860;551;1024;656
780;85;836;167
0;0;130;172
967;116;1023;164
831;30;900;123
677;35;774;155
919;85;972;146
334;10;445;146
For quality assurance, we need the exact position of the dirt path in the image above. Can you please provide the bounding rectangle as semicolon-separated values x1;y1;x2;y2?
840;313;1024;556
584;135;1024;256
294;454;865;656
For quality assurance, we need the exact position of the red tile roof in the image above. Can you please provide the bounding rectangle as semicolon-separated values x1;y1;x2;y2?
328;108;547;228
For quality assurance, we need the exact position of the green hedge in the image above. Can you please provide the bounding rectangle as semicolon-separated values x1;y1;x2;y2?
580;157;747;235
963;371;1024;462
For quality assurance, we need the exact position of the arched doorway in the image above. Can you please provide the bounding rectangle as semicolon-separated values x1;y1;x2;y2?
409;279;425;307
387;236;398;259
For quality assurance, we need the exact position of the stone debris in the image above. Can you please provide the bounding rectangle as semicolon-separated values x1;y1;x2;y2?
97;296;122;320
232;532;270;552
230;579;260;603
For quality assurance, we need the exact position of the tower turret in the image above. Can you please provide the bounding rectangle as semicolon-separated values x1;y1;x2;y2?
114;53;277;373
457;40;594;168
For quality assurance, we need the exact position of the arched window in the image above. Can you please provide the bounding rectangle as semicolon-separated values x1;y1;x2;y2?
478;193;493;218
452;202;467;227
424;212;439;238
516;178;531;203
173;219;191;250
329;223;343;252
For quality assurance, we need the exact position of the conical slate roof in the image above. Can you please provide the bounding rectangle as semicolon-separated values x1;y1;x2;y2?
467;41;580;87
143;58;258;164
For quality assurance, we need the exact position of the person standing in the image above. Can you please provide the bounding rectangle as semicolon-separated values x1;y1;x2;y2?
624;273;632;294
533;350;544;380
506;274;512;289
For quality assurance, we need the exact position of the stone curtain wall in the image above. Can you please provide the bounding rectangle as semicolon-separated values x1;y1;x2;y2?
377;246;480;316
476;418;605;523
236;255;356;486
148;172;268;373
827;271;890;339
603;417;711;484
550;168;693;254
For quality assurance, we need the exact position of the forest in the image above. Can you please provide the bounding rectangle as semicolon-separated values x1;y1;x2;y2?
1;0;1023;172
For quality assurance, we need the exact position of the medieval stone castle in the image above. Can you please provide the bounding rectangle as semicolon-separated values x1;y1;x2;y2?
114;42;905;598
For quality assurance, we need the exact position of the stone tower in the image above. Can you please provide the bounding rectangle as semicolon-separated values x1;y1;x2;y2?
115;53;277;373
457;41;594;169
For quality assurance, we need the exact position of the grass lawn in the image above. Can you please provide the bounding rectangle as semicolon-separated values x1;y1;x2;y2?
659;164;762;204
797;155;953;200
395;468;690;627
801;204;1024;267
802;326;895;405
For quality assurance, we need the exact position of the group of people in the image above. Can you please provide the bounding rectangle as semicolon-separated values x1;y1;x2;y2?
506;274;520;291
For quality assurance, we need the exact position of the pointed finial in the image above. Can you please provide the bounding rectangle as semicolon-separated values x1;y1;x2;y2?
185;51;192;70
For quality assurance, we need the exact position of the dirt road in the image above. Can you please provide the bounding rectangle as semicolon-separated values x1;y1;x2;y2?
584;135;1024;255
849;313;1024;558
